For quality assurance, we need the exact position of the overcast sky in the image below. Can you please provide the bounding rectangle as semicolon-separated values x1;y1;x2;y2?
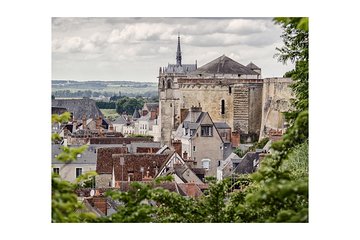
52;17;294;82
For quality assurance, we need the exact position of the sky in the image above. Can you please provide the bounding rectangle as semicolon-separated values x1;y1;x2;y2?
52;17;294;82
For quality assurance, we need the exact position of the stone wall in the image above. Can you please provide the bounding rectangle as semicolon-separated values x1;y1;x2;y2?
159;75;264;145
233;83;263;142
260;78;294;139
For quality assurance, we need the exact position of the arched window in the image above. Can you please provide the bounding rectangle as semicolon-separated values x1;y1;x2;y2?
162;79;165;90
167;80;172;89
221;99;225;114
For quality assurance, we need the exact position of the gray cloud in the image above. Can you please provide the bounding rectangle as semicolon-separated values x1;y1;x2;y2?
52;17;294;81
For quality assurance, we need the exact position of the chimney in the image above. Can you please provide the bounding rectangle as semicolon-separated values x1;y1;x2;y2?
186;182;197;198
189;104;202;122
96;116;102;129
231;131;240;147
180;108;189;124
171;140;182;155
150;109;157;120
183;151;188;160
92;196;107;215
82;114;87;130
73;118;77;129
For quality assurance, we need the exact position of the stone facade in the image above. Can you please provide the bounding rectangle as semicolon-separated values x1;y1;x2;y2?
159;59;263;145
259;77;294;139
158;36;294;146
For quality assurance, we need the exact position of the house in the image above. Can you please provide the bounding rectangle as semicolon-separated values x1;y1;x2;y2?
173;105;226;177
112;115;128;133
52;144;97;183
134;111;161;141
217;151;261;181
95;152;170;188
156;151;204;184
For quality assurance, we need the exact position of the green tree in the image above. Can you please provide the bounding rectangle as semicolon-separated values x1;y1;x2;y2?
51;112;97;223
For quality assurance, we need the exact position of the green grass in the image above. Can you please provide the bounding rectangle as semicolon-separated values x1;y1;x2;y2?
100;109;120;121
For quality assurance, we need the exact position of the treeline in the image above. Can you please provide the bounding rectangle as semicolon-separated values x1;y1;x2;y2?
95;101;116;109
96;95;158;114
52;90;158;98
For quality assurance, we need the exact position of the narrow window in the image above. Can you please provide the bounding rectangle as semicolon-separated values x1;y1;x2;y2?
229;86;232;94
53;168;59;175
193;146;196;152
167;80;171;89
202;159;210;170
76;168;82;178
221;99;225;114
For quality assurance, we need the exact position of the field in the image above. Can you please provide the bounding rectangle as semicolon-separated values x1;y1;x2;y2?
100;109;119;121
52;80;158;98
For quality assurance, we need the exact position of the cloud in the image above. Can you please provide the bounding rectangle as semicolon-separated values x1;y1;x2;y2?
52;17;292;81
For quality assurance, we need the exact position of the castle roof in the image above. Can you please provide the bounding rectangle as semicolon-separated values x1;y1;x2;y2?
164;64;197;74
246;62;261;70
192;55;260;76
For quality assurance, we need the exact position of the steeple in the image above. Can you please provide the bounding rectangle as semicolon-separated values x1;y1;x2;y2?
176;32;182;66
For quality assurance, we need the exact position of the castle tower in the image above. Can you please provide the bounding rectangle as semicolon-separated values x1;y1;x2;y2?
158;34;196;146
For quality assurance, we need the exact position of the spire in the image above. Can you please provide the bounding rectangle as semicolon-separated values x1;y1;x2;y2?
176;32;182;66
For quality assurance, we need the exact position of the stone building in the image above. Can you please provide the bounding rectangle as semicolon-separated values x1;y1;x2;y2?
158;35;263;146
158;35;293;146
173;106;229;177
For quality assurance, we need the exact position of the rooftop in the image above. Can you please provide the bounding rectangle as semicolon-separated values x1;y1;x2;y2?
191;55;260;76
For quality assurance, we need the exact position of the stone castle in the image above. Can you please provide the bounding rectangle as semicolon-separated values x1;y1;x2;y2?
158;35;294;146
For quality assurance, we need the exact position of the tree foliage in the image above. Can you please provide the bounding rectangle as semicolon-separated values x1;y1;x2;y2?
116;96;144;115
51;112;97;223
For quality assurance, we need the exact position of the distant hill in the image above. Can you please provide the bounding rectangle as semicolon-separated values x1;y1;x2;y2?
52;80;158;98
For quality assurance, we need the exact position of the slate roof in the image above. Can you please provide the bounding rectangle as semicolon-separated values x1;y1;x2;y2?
112;115;127;125
164;64;197;74
214;122;231;129
246;62;261;70
130;141;161;151
52;98;104;120
191;55;260;76
132;109;141;119
233;152;260;174
52;144;97;164
144;103;159;112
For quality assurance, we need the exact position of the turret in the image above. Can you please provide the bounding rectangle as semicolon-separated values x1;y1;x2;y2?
176;33;182;66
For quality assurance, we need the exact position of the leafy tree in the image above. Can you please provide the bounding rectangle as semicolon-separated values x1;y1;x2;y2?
238;17;309;222
116;96;144;115
51;112;97;223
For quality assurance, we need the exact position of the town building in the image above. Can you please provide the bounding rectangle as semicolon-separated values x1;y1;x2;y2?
158;35;294;147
